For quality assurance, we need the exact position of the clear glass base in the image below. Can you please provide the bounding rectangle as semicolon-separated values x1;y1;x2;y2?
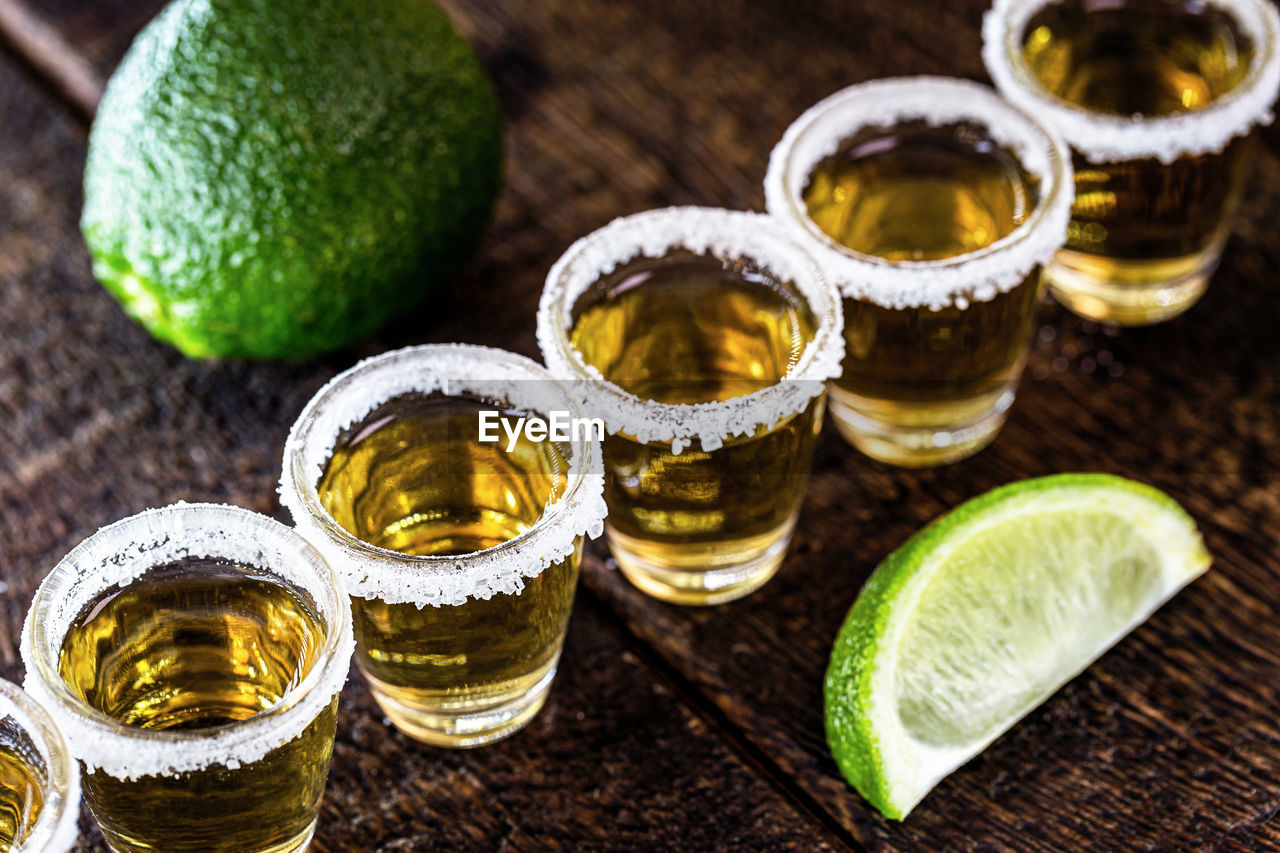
269;823;315;853
365;665;555;748
1045;245;1218;326
829;387;1013;467
606;512;797;606
103;819;316;853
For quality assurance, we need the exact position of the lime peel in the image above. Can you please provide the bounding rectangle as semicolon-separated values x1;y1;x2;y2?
825;473;1211;819
81;0;503;360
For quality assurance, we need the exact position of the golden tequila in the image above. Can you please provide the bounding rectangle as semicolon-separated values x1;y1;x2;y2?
0;682;78;853
58;559;336;853
570;253;820;600
0;743;42;850
22;504;351;853
804;121;1044;465
538;205;846;607
767;78;1071;467
281;345;604;748
986;0;1279;324
317;394;580;746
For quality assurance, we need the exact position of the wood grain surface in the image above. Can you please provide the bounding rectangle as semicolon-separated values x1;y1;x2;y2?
1;0;1279;850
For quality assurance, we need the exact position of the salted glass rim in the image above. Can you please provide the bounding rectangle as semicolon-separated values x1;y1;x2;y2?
764;76;1073;311
536;206;845;454
279;343;608;608
0;680;81;852
983;0;1280;164
20;503;354;781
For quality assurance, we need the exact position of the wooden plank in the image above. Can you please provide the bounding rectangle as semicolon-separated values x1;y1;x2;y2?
0;49;847;852
0;0;157;98
0;610;848;852
449;0;1280;847
0;0;101;116
5;0;1280;849
0;608;849;852
583;164;1280;848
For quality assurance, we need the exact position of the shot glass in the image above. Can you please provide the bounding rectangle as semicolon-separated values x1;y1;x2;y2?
22;503;354;853
984;0;1280;325
281;344;607;748
538;207;844;605
0;680;79;852
766;77;1073;466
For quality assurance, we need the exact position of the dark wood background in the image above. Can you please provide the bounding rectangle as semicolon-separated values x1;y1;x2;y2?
1;0;1278;850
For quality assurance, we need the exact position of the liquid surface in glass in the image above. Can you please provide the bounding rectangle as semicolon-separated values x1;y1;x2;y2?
318;394;579;744
0;736;42;851
803;122;1043;431
58;558;336;853
568;252;822;603
1022;0;1257;293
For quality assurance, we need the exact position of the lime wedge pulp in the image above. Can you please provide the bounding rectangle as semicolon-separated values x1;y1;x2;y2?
824;474;1212;819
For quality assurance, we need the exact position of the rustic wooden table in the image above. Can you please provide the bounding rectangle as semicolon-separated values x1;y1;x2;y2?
1;0;1278;850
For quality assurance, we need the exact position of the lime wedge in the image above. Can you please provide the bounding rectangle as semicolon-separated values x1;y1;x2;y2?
825;473;1211;819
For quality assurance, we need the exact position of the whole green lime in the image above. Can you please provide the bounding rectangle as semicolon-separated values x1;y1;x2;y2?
82;0;503;359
